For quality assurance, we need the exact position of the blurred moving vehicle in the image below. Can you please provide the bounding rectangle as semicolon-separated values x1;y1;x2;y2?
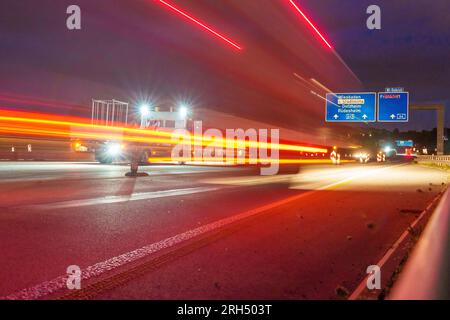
86;99;189;164
353;148;387;164
78;98;335;170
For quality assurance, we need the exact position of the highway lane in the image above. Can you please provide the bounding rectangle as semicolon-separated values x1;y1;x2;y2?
0;161;447;299
0;162;236;182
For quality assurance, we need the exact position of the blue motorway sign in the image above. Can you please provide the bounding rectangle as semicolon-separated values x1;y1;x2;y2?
396;140;414;147
325;92;376;122
378;92;409;122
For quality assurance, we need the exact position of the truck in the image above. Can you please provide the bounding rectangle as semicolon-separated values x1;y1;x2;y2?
84;99;191;165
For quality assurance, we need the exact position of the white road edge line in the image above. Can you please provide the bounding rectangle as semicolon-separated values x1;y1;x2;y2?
3;164;402;300
348;190;445;300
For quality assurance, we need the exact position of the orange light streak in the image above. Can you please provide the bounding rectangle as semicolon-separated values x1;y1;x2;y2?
0;109;328;153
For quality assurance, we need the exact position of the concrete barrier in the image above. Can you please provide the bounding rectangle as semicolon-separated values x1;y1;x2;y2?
0;137;95;162
390;188;450;299
0;151;95;162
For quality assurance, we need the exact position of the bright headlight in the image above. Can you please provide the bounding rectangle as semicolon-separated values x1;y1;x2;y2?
107;143;122;156
140;104;150;116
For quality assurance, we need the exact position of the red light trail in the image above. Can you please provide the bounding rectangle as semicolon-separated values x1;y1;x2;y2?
0;109;328;154
157;0;242;51
288;0;333;49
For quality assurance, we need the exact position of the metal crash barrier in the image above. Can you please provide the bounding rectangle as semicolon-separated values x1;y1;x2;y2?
390;187;450;299
415;155;450;168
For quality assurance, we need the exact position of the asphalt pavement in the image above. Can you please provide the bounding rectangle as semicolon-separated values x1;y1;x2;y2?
0;161;447;299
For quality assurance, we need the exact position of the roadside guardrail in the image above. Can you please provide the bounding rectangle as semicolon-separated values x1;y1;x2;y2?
389;187;450;299
415;155;450;168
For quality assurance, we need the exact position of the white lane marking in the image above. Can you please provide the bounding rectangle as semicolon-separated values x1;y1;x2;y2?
3;164;401;300
3;190;326;300
0;166;229;183
25;187;220;210
348;190;445;300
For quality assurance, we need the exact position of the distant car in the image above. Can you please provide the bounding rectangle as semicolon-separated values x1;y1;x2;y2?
353;149;387;163
353;149;371;163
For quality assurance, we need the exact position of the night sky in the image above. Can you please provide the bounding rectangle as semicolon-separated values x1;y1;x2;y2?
302;0;450;130
0;0;449;133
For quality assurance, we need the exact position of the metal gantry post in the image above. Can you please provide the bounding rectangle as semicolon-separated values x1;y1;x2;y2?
411;104;446;155
437;106;445;155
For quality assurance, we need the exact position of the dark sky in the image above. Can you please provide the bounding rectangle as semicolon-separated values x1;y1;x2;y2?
0;0;449;133
301;0;450;130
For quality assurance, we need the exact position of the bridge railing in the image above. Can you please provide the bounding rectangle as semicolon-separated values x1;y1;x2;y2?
415;155;450;167
389;187;450;299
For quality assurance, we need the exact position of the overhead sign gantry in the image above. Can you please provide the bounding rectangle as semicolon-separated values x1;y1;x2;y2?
378;92;409;122
325;92;376;122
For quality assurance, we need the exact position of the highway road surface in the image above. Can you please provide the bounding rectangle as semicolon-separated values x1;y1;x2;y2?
0;161;448;299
